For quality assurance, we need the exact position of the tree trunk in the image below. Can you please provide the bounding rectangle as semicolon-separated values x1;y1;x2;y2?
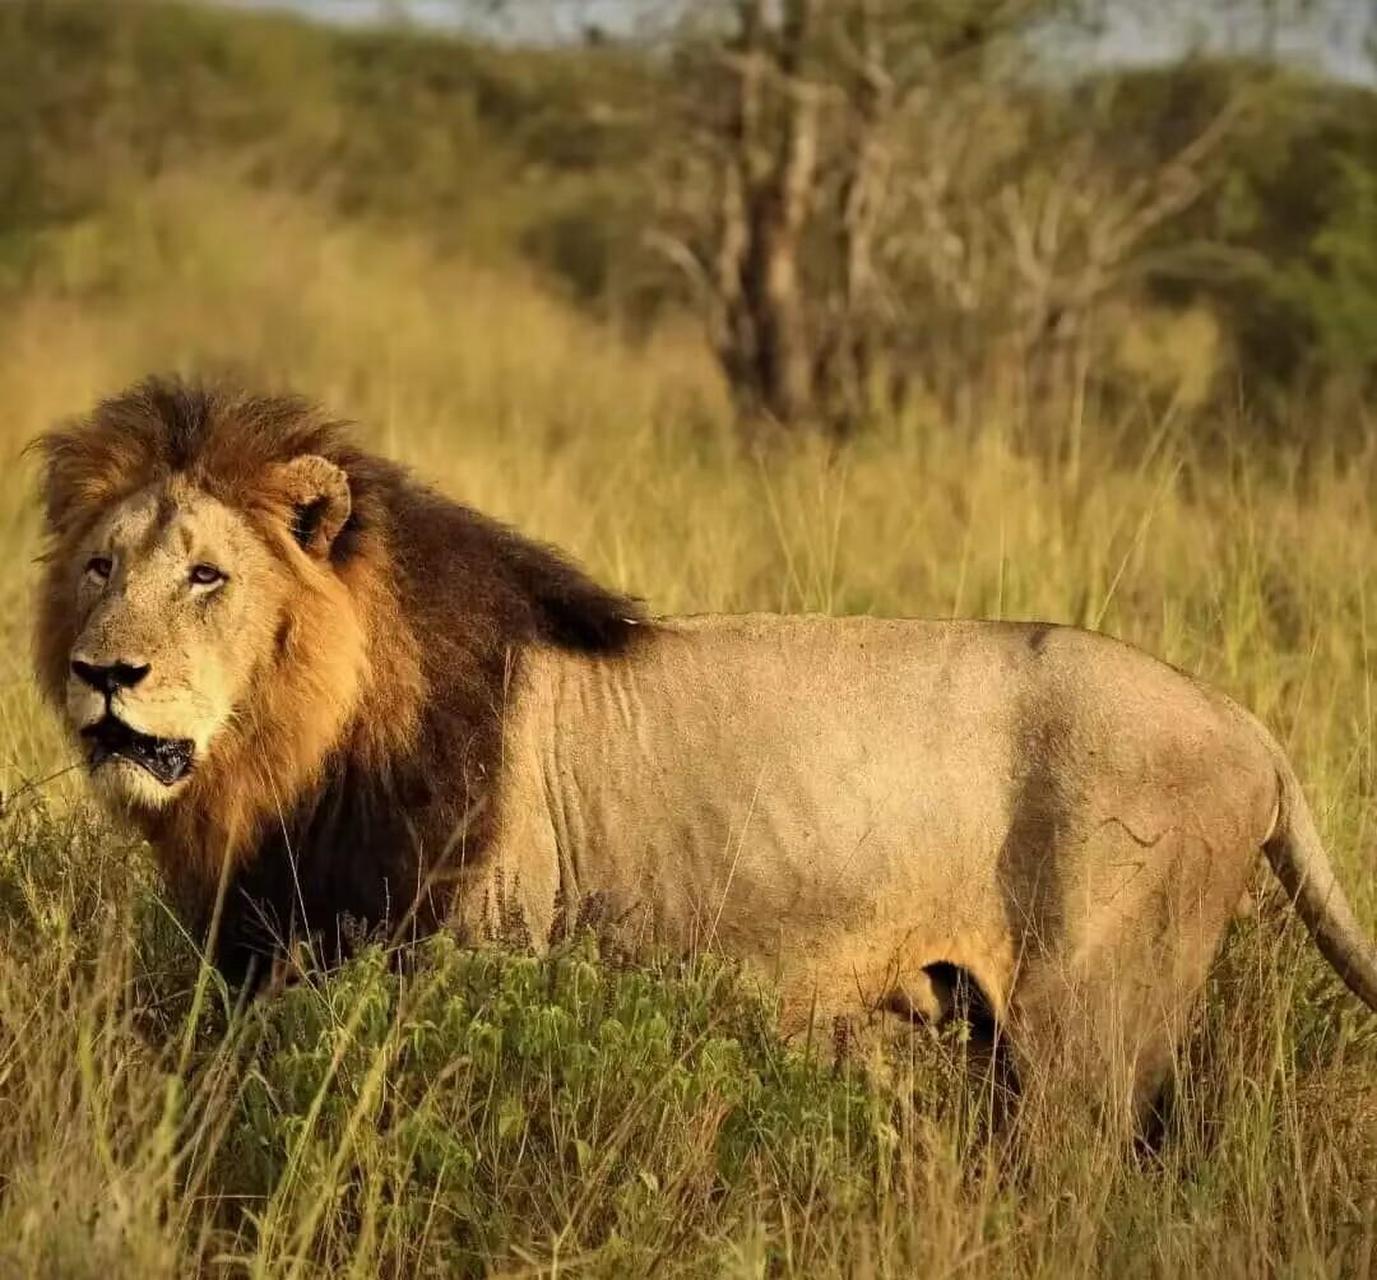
716;0;820;429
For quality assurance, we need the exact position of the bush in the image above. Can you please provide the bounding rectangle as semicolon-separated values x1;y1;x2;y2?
218;935;895;1275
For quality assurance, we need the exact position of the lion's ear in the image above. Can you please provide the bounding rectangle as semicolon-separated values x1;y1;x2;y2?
274;455;351;557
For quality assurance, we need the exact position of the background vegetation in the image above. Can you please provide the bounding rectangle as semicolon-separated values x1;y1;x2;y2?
2;1;1377;1274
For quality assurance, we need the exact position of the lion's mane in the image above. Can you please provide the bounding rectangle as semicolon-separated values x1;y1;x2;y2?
34;377;644;981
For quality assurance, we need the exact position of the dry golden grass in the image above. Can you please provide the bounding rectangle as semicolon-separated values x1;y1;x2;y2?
2;175;1376;1277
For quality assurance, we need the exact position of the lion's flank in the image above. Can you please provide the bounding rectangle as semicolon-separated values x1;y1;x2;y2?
36;375;646;981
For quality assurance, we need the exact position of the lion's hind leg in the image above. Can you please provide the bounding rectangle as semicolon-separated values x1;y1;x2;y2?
1003;963;1182;1144
1003;851;1249;1144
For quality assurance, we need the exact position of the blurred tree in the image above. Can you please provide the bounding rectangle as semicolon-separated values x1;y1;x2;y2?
8;0;1377;440
650;0;1261;438
1104;58;1377;417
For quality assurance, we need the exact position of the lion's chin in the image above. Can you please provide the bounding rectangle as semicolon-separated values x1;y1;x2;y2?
89;755;188;809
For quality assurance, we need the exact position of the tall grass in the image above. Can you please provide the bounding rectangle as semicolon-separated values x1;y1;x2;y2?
2;174;1376;1276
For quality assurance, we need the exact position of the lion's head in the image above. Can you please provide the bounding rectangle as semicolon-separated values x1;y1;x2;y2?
33;378;414;856
51;463;353;801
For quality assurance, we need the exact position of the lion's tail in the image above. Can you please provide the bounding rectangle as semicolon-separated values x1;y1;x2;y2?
1262;736;1377;1012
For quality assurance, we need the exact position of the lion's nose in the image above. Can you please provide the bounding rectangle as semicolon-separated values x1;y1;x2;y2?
71;659;151;695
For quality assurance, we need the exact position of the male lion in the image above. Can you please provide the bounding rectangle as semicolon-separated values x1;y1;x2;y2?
31;377;1377;1127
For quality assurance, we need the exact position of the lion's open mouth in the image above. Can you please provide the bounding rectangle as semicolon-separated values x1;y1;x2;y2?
81;716;195;786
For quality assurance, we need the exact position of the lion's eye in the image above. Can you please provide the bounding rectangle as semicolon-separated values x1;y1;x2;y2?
85;556;112;581
189;564;226;588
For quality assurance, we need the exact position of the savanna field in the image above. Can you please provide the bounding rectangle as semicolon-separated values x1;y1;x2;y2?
3;3;1377;1276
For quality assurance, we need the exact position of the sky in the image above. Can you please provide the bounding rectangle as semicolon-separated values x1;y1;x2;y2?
222;0;1376;83
221;0;647;41
1066;1;1375;84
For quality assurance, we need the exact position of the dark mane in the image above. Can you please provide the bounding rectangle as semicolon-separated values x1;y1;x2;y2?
36;375;646;983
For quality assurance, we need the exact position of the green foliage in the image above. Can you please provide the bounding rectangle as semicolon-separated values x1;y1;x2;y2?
219;935;889;1273
1277;154;1377;383
1107;61;1377;405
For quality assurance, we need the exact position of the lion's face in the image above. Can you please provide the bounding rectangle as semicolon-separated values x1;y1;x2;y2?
59;479;287;807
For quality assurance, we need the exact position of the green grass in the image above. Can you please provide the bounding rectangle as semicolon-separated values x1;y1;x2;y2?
3;172;1377;1276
